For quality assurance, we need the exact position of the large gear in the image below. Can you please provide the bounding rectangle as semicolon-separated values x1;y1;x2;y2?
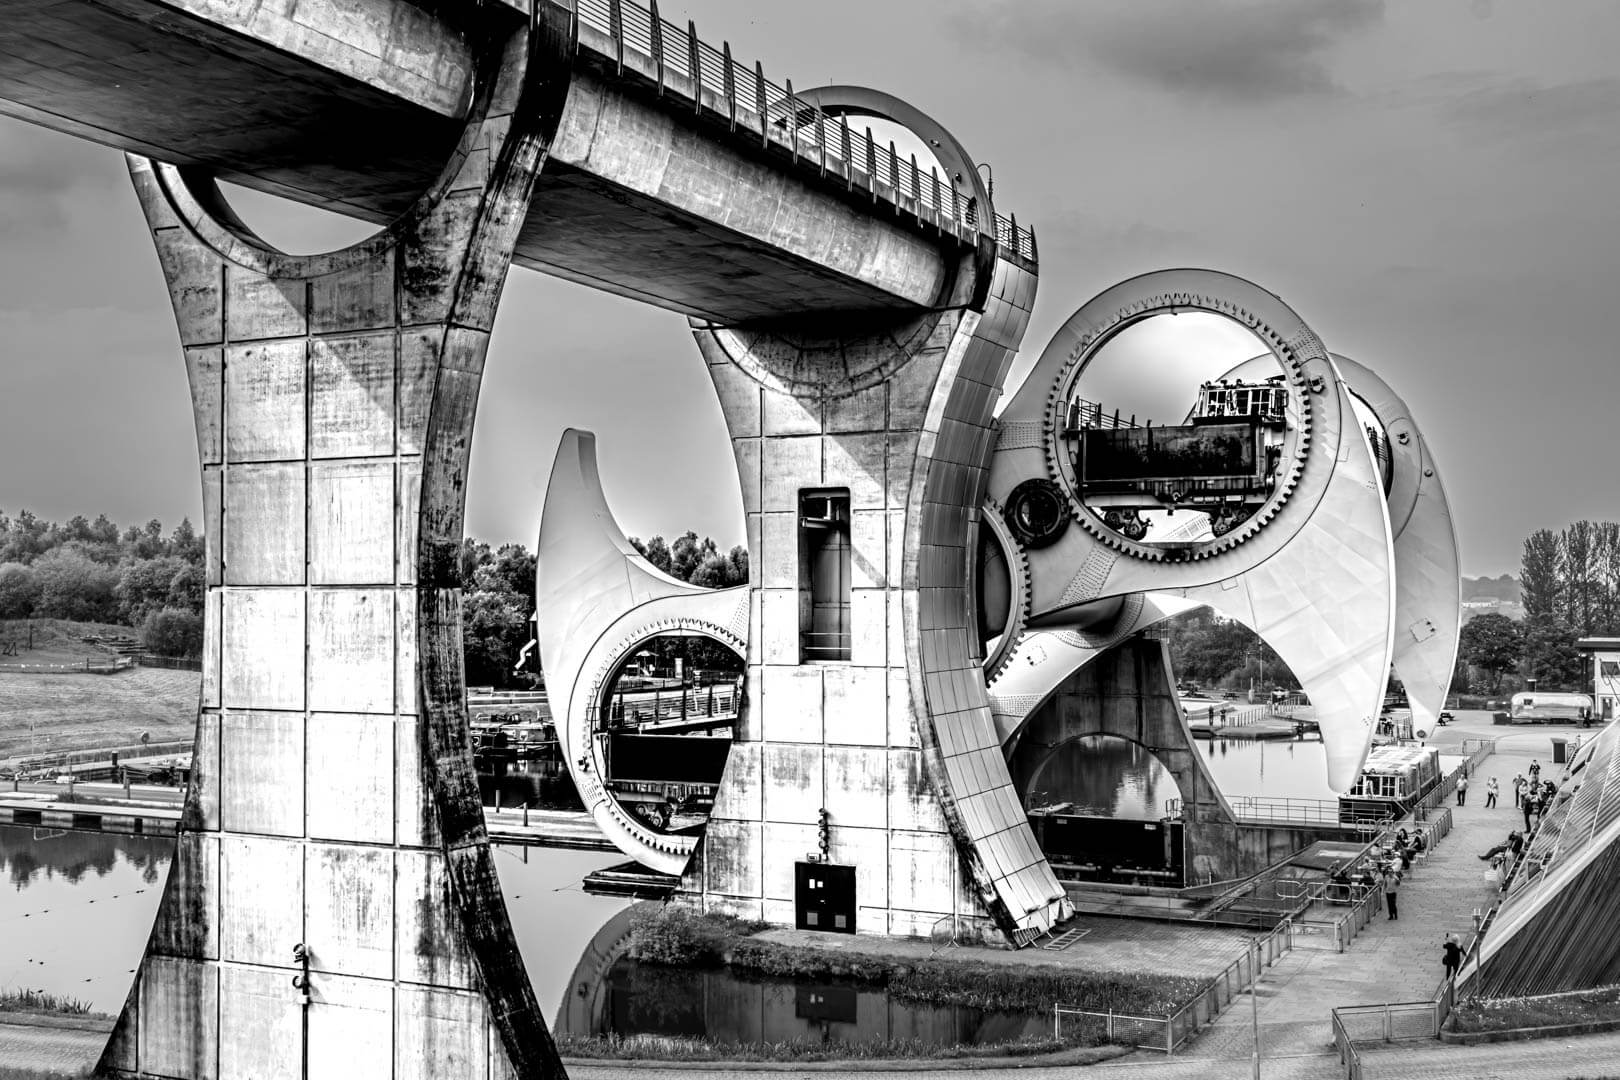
980;497;1033;683
1039;292;1320;563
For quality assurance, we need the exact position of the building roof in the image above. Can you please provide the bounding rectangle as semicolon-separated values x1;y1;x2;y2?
1575;637;1620;652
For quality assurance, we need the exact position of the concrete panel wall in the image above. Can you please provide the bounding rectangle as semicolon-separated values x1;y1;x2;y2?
684;254;1069;942
100;14;568;1077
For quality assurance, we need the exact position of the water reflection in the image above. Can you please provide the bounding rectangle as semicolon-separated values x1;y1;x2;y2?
551;907;1045;1050
0;824;171;1012
1028;735;1178;819
1195;737;1336;800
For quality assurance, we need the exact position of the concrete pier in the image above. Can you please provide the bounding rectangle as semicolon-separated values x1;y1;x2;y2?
97;12;575;1079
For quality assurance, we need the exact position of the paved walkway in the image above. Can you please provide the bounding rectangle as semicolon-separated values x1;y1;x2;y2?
7;715;1618;1079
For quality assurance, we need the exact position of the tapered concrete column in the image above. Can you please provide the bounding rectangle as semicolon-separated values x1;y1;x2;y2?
99;12;574;1080
685;251;1070;942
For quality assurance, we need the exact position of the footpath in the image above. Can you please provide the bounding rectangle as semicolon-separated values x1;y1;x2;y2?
8;717;1620;1079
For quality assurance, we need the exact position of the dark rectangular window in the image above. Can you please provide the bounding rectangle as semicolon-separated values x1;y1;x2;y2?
800;489;851;662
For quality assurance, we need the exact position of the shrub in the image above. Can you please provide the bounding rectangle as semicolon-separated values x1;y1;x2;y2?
140;607;203;658
625;905;766;967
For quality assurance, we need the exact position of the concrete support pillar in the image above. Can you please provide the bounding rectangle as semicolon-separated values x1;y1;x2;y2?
1007;637;1241;884
99;13;574;1080
684;253;1070;942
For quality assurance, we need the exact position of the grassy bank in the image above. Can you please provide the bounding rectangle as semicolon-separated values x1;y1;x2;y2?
0;988;97;1017
1450;985;1620;1034
558;1032;1125;1066
0;620;199;759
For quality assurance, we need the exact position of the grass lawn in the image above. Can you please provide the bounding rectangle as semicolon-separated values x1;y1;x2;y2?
0;619;199;760
0;666;199;760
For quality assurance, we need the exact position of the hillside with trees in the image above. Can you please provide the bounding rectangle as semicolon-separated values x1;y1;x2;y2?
0;509;749;689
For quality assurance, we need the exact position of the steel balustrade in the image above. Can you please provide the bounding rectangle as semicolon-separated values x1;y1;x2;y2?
575;0;1038;262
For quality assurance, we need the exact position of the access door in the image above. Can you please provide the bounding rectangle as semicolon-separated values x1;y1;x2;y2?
794;861;856;933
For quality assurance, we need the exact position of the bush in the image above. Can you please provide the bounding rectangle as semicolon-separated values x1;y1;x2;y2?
32;549;119;623
140;607;203;659
625;906;766;967
725;941;1203;1016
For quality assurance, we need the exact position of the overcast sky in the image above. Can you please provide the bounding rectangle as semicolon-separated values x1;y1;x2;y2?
3;0;1618;577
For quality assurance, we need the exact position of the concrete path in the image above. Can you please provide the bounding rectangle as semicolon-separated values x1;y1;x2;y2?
0;1014;108;1078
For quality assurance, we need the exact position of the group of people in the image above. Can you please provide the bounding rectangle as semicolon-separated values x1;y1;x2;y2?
1510;763;1562;829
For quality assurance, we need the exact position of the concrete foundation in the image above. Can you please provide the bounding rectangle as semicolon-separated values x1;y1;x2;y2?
99;14;572;1080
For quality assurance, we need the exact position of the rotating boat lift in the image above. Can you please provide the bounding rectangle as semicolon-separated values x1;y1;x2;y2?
537;266;1461;940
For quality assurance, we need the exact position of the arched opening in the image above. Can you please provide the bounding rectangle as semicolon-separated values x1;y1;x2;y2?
1022;734;1186;886
1066;313;1295;549
595;631;744;835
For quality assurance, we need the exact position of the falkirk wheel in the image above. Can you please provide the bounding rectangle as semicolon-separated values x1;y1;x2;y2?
538;267;1463;943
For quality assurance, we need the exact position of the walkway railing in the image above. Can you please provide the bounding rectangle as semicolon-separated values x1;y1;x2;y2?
573;0;1037;262
1054;920;1295;1053
1221;794;1393;828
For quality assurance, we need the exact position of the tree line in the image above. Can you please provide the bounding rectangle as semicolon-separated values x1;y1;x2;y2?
0;510;205;656
1457;520;1620;695
0;509;748;685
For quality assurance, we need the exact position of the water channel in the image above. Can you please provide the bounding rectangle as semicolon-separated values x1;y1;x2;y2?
0;736;1328;1049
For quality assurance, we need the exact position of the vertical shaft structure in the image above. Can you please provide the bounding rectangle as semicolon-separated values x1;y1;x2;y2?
98;10;575;1079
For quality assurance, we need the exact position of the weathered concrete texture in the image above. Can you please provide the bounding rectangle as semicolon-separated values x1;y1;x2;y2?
1006;637;1246;882
684;250;1067;942
0;1;961;321
100;15;568;1080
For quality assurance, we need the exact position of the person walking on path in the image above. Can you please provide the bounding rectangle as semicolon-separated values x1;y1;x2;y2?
1457;774;1469;806
1382;866;1401;920
1523;790;1539;831
1486;776;1500;808
1513;773;1526;808
1442;934;1463;981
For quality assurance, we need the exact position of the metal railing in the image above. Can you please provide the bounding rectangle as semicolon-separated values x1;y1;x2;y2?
1054;919;1294;1053
573;0;1037;262
1221;795;1394;829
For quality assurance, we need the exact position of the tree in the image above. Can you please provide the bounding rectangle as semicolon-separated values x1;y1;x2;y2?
116;556;190;626
1521;530;1563;620
1458;613;1523;694
1562;521;1598;635
1521;616;1584;691
631;535;674;576
31;548;120;622
0;562;39;619
690;545;749;589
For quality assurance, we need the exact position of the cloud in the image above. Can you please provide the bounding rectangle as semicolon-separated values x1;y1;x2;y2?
956;0;1383;103
1438;75;1620;145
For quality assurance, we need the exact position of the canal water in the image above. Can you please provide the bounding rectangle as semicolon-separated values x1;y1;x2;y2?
0;735;1335;1047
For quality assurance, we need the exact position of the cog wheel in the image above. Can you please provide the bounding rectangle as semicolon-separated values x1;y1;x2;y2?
980;498;1032;683
1038;291;1320;563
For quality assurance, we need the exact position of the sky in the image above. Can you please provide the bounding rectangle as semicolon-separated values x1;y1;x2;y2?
3;0;1620;577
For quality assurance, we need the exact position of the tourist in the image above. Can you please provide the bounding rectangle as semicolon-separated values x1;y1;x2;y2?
1382;866;1401;920
1530;760;1541;785
1486;776;1499;808
1456;773;1469;806
1513;773;1527;808
1523;790;1539;831
1442;934;1463;981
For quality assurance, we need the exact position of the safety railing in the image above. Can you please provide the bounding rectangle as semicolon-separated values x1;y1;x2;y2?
1054;920;1294;1053
573;0;1037;262
1221;794;1394;829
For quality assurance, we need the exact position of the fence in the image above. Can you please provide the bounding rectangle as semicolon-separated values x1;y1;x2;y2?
1222;794;1393;829
1054;919;1294;1053
135;654;203;672
0;655;134;674
572;0;1038;262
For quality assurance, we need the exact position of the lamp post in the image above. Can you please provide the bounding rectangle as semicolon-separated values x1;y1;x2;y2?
975;161;994;201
